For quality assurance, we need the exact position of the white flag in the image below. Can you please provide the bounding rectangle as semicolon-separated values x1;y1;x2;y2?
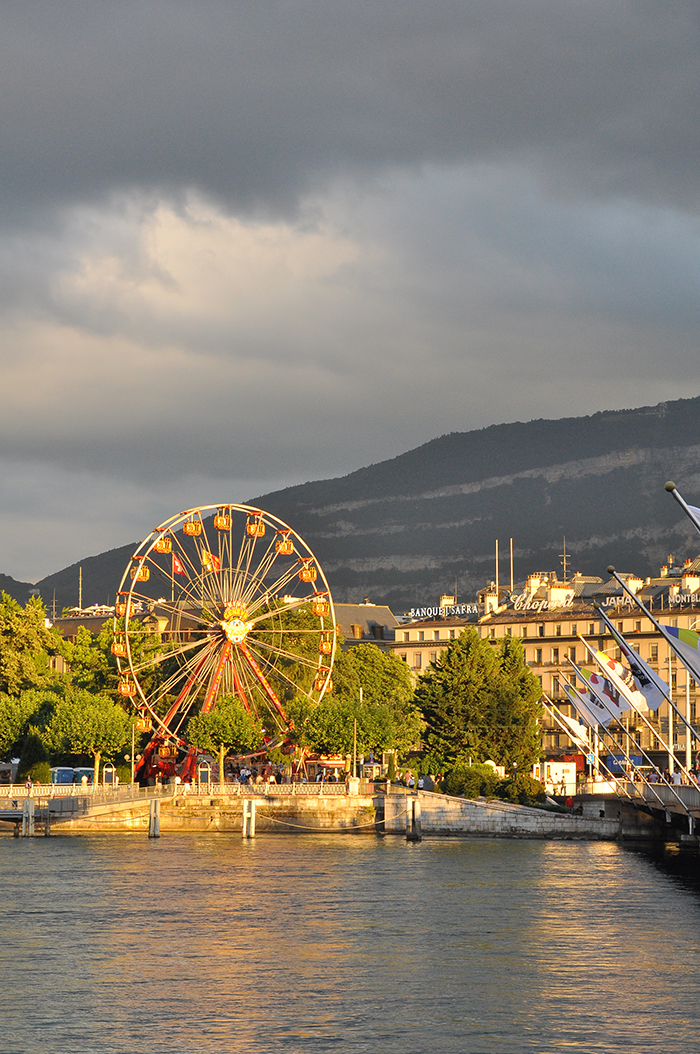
597;610;667;711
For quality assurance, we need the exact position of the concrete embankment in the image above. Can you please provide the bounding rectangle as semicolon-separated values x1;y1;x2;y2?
385;790;661;841
46;787;664;840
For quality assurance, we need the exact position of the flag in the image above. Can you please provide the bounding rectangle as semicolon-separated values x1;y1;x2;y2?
556;708;590;751
173;554;186;576
657;623;700;683
562;678;614;728
579;639;648;714
569;658;628;722
596;609;668;711
201;551;221;572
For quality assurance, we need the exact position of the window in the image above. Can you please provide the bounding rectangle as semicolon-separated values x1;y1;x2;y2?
617;621;624;633
568;646;576;663
650;644;658;662
403;631;410;642
672;618;678;628
450;629;456;639
414;653;422;670
552;675;560;695
400;653;407;662
552;647;559;664
635;621;642;633
489;627;496;639
418;631;425;642
672;673;677;690
588;623;595;635
555;624;562;637
433;630;440;641
522;626;528;638
506;627;512;637
615;649;622;662
571;624;577;636
430;652;437;663
538;623;545;637
536;648;543;664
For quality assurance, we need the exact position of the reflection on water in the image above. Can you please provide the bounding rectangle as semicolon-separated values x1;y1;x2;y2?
0;834;699;1053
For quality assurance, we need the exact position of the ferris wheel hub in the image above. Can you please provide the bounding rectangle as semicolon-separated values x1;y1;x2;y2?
221;616;251;644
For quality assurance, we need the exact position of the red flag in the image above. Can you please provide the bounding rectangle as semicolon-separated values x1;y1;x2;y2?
173;554;186;576
211;553;221;572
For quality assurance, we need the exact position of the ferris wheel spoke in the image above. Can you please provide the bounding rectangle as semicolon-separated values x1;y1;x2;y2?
127;631;212;677
249;635;323;671
242;535;284;603
142;638;217;707
238;642;290;723
230;650;261;722
246;595;315;625
245;565;306;617
243;640;320;705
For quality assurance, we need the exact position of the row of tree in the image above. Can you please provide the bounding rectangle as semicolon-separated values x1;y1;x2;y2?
0;593;542;784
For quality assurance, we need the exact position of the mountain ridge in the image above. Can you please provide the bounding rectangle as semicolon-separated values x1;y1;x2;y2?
5;396;700;611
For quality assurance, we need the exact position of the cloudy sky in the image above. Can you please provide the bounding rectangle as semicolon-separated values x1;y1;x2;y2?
1;0;699;580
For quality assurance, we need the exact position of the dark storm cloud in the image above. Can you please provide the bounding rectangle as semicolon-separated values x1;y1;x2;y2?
1;0;699;214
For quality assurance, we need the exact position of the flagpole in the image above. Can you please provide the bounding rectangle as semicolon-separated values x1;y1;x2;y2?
542;698;634;804
594;604;700;747
606;566;700;741
569;657;695;813
563;673;685;815
573;640;695;792
542;696;636;803
665;480;700;537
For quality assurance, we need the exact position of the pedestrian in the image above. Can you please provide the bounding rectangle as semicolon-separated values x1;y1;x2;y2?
565;795;574;814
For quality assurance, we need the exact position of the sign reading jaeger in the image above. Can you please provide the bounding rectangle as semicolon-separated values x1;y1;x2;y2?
409;603;478;619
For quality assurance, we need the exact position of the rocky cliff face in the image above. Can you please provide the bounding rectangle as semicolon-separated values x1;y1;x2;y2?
254;398;700;610
19;396;700;612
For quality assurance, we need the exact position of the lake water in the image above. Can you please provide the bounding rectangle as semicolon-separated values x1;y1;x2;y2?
1;833;699;1054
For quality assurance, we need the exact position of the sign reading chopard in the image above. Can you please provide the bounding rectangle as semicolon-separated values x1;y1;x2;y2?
408;604;478;619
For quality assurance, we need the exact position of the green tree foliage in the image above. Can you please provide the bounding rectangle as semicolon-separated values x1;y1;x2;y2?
0;593;66;696
44;687;131;782
187;695;264;784
417;628;542;773
0;689;60;760
491;637;543;771
300;645;423;757
17;732;51;783
442;760;501;799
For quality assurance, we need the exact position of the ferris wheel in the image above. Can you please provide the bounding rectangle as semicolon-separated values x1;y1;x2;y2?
111;504;336;777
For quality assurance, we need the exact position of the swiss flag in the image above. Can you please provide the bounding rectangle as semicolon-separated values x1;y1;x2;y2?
173;554;186;576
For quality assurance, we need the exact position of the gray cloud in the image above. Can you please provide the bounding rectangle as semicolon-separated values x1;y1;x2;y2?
1;1;700;579
0;2;699;214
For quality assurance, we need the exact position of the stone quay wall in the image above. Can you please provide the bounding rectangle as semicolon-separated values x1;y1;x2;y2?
44;787;666;840
383;789;627;840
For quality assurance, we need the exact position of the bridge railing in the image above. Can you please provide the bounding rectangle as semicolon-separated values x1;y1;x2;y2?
0;781;375;801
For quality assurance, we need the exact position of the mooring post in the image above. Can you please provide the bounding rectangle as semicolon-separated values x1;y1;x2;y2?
242;797;256;838
406;796;422;842
148;797;161;838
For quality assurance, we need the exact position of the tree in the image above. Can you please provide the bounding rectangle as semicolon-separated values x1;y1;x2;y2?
300;645;423;758
0;689;61;760
187;695;264;784
44;687;131;782
416;627;498;766
16;732;51;784
0;593;66;696
416;628;543;772
490;637;543;772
